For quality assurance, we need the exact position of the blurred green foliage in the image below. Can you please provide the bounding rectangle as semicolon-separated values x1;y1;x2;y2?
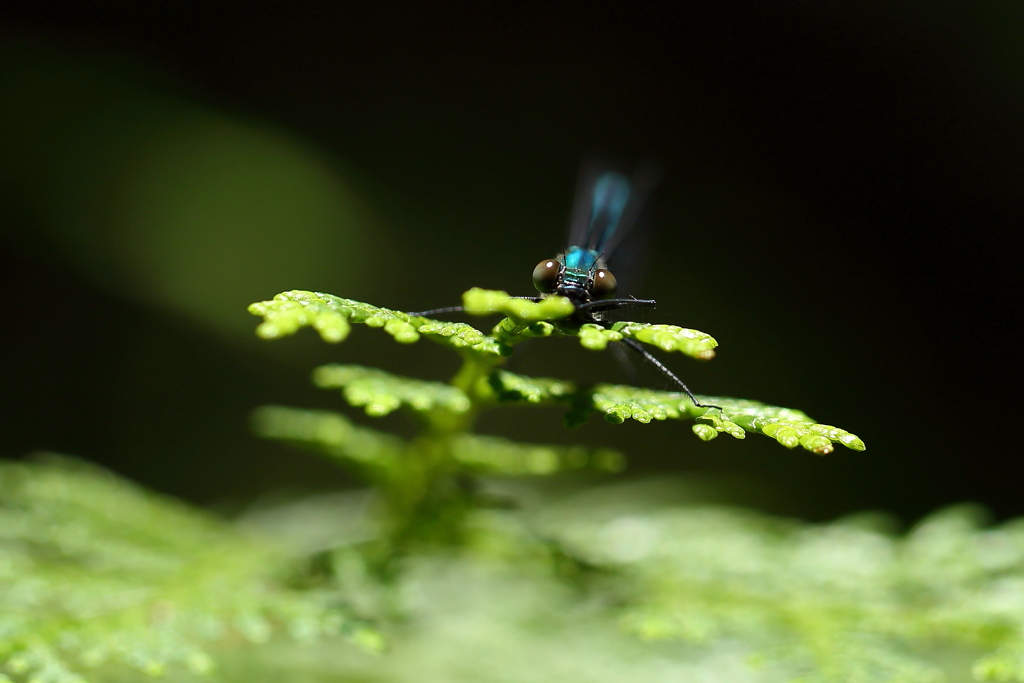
6;454;1024;682
0;455;381;683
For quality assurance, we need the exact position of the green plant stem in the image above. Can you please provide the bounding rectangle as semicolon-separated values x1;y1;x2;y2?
372;349;504;576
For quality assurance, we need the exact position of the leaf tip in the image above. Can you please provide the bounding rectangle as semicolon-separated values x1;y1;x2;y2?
692;423;718;441
841;433;867;451
256;322;282;339
603;411;627;425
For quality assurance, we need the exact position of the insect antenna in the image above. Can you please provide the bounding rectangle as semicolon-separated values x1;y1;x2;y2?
620;337;721;410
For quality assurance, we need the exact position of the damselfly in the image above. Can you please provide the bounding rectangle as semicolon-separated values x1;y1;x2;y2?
413;165;718;410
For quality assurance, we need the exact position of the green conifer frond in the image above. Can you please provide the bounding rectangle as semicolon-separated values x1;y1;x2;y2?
251;406;404;477
248;290;501;355
696;403;867;454
588;384;715;425
483;372;864;453
249;289;865;454
250;289;714;363
250;405;621;478
568;322;718;360
450;433;625;475
459;289;718;359
462;287;575;322
313;364;472;417
590;388;864;453
488;369;577;405
0;456;379;683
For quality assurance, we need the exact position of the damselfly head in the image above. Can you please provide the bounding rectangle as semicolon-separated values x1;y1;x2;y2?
532;256;618;300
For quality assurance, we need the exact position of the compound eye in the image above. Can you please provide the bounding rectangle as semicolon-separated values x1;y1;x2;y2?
532;259;561;293
592;269;618;299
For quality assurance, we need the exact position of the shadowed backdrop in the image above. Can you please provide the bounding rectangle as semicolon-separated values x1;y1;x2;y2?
1;2;1021;522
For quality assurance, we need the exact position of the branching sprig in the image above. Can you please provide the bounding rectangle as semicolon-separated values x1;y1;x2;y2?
248;288;863;453
247;285;865;584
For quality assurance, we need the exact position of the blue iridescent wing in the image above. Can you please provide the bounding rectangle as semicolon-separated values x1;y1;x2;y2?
566;161;661;265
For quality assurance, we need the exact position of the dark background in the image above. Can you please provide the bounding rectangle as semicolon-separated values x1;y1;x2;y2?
2;2;1021;523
